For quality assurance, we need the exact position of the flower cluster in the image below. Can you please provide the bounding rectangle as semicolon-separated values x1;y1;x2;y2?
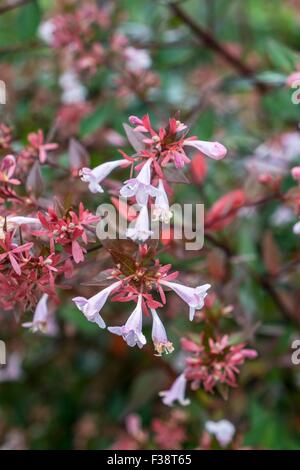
71;113;226;354
73;244;210;355
38;1;158;114
183;334;257;392
159;296;257;405
80;114;227;242
110;412;239;450
34;204;99;264
0;125;100;318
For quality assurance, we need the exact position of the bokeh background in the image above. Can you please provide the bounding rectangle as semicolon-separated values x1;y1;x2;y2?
1;0;300;450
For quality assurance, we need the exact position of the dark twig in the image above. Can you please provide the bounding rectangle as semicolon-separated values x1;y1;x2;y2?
0;0;32;15
169;2;269;93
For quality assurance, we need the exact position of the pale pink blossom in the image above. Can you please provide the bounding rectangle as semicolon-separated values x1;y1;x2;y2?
22;293;50;333
205;420;235;447
183;139;227;160
108;295;146;348
291;166;300;182
124;47;152;71
159;373;190;407
0;155;20;185
73;280;122;328
126;205;153;242
8;216;41;227
0;216;41;239
151;308;174;356
160;280;211;320
152;179;172;223
80;159;130;193
286;71;300;88
38;20;55;45
120;158;159;205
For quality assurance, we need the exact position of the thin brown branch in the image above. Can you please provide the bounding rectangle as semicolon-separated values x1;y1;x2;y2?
0;0;32;15
205;228;300;327
169;2;269;93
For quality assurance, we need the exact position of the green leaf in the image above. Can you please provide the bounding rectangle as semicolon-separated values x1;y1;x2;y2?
266;39;297;72
16;0;41;41
79;104;113;138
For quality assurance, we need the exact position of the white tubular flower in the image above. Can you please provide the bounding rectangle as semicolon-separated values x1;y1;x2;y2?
120;158;159;205
38;20;55;45
152;179;172;223
0;216;41;239
293;220;300;235
108;295;146;349
183;139;227;160
160;280;211;321
80;159;130;193
205;420;235;447
8;216;41;226
150;308;174;356
22;294;49;333
126;205;153;242
72;280;122;329
159;373;190;407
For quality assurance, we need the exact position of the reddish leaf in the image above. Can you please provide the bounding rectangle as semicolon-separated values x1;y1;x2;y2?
123;123;146;153
26;161;44;196
72;240;84;264
190;152;207;184
262;231;281;276
205;190;245;231
68;138;90;173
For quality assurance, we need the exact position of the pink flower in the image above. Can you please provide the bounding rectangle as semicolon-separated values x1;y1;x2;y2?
152;179;172;223
0;155;20;185
22;293;50;333
27;130;58;163
152;416;187;449
151;308;174;356
0;231;33;276
183;334;257;392
286;71;300;88
120;158;159;205
183;139;227;160
73;280;122;329
291;166;300;182
124;47;152;71
159;373;190;407
80;159;130;193
35;203;99;264
126;205;153;242
160;280;211;320
108;295;147;348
